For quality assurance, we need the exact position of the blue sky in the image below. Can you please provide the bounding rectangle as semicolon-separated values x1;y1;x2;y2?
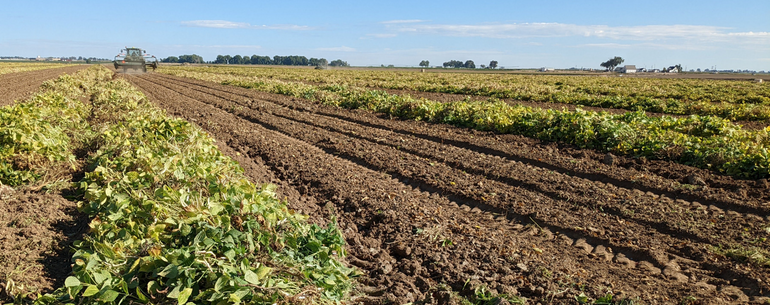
2;0;769;70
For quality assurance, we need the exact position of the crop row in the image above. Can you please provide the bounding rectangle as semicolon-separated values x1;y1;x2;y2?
0;67;353;304
0;62;76;76
161;66;770;121
159;68;770;179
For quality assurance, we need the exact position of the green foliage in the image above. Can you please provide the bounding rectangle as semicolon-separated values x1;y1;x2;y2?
6;66;355;304
466;285;525;305
600;56;624;71
0;69;106;186
712;245;770;268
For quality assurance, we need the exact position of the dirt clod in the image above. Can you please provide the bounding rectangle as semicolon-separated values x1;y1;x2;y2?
603;153;616;165
687;174;707;186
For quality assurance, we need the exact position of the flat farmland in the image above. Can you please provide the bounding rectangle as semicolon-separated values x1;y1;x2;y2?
2;64;768;304
122;66;770;304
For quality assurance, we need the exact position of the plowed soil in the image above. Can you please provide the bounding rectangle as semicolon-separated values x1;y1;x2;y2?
0;65;88;107
123;72;770;304
0;187;86;298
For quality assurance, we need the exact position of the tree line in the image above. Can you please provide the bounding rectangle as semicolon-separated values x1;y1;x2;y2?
161;54;204;64
418;60;499;69
160;54;349;67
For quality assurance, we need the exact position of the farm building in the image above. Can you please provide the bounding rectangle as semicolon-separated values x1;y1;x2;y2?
539;67;555;72
614;65;637;73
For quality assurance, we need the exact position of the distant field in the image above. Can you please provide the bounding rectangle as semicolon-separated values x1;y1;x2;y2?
0;62;82;76
160;65;770;121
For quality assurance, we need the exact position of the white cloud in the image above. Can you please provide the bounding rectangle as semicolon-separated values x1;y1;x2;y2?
181;20;313;30
578;42;715;51
381;19;426;24
316;46;357;52
386;22;770;46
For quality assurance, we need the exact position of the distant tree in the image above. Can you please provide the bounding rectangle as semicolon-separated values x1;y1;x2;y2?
600;56;624;71
224;55;232;64
464;60;475;69
489;60;498;69
250;55;272;65
162;56;179;63
329;59;349;67
419;60;430;67
178;54;204;64
443;60;464;68
674;64;683;73
310;58;329;67
480;64;486;69
215;55;227;64
232;55;243;65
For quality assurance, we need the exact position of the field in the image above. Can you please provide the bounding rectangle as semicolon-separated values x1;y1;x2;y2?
1;64;769;304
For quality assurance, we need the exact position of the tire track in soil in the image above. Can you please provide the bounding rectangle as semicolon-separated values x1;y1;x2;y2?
0;65;89;107
158;73;770;215
126;76;760;304
141;73;770;298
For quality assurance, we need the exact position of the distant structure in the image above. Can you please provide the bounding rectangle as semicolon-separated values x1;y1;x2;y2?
539;67;555;72
615;65;637;73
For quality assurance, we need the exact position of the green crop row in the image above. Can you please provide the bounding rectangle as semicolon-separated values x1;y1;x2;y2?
0;71;94;186
1;66;354;304
160;65;770;121
159;68;770;179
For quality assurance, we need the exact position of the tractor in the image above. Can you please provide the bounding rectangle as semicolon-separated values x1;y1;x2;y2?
113;47;158;73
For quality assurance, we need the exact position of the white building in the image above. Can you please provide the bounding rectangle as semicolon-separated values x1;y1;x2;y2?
615;65;637;73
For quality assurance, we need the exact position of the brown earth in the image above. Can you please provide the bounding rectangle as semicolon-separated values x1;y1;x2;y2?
0;187;87;299
0;65;88;107
123;72;770;304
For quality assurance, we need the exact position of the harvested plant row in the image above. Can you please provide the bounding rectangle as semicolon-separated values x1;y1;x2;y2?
160;66;770;120
0;62;77;76
158;68;770;179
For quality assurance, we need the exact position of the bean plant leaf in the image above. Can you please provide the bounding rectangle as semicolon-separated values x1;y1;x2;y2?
64;276;81;287
244;269;260;285
82;285;99;297
178;287;193;304
100;290;119;302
